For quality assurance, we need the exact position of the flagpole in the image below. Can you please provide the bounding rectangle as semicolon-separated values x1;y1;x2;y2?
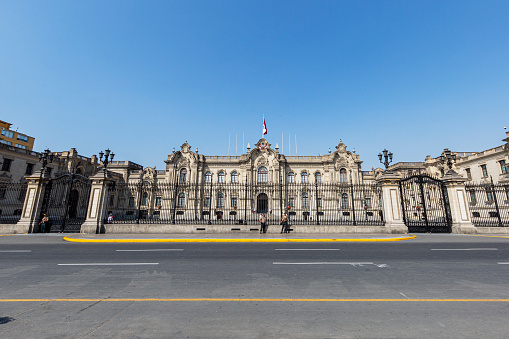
228;134;230;156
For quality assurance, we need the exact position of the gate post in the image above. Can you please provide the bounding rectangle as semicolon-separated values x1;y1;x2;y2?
15;171;51;234
441;171;477;234
81;171;116;234
376;171;408;234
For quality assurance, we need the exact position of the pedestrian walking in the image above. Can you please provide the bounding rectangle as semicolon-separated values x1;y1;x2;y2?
39;214;50;233
280;213;289;233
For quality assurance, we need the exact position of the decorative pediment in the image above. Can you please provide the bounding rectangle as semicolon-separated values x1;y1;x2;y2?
142;167;156;182
255;138;271;152
180;141;191;153
335;140;347;153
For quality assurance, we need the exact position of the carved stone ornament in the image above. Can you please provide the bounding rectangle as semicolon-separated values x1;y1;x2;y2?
255;138;271;151
143;167;156;181
180;141;191;153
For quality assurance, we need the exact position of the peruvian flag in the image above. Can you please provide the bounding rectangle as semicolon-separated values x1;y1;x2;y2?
263;116;267;135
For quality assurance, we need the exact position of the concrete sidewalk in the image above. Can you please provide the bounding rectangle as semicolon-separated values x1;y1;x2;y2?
63;233;417;243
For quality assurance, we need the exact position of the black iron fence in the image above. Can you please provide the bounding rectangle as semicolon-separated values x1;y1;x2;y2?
104;181;384;226
465;182;509;227
0;182;27;224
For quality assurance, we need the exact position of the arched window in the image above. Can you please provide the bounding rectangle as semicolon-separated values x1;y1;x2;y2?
178;193;185;208
341;193;349;209
302;193;309;208
76;168;83;175
142;192;148;206
218;172;225;183
258;167;268;183
315;172;321;183
302;172;308;183
217;192;224;208
179;168;187;183
288;172;295;183
340;168;347;182
231;171;238;183
204;172;211;183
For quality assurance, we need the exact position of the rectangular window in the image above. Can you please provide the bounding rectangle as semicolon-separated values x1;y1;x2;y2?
231;197;237;208
317;197;322;208
481;164;488;177
289;198;295;207
365;198;372;208
486;189;494;202
469;190;477;205
0;140;12;146
500;160;507;174
128;197;135;207
465;168;472;180
1;130;14;138
17;134;29;142
1;158;12;172
204;197;210;207
25;163;34;175
15;144;27;149
155;197;162;207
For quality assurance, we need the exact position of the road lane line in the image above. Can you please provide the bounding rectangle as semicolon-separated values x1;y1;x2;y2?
273;262;373;265
0;250;32;253
1;298;509;302
116;249;183;252
431;248;498;251
275;249;340;251
498;263;509;265
58;263;159;266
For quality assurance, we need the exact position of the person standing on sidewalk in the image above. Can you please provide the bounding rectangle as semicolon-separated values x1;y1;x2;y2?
39;214;49;233
280;213;289;233
259;214;267;234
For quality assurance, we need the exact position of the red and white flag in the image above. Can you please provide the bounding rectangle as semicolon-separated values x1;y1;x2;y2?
262;116;267;135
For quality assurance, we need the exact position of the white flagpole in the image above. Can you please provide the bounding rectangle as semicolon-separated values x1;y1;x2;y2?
228;134;230;156
289;133;291;156
236;133;237;156
262;114;264;138
295;134;297;156
282;132;284;155
243;133;245;152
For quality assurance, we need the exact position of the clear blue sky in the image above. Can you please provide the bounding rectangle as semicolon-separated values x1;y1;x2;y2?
1;1;508;170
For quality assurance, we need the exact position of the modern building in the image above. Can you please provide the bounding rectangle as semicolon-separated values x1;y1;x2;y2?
0;120;35;151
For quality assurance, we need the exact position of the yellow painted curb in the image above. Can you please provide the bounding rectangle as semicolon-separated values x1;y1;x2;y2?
63;234;417;243
0;297;507;303
472;234;509;239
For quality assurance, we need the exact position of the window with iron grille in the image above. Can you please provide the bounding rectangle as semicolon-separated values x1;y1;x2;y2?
340;168;347;182
218;172;225;183
204;197;210;207
231;171;238;183
155;197;162;207
289;197;295;207
258;167;267;183
217;192;224;208
341;193;349;209
231;197;237;208
302;193;309;208
301;172;308;183
317;197;322;207
178;193;185;208
315;172;321;183
365;198;371;208
128;197;135;207
469;190;476;205
486;189;494;202
288;172;295;183
204;172;211;183
142;192;148;205
179;168;187;183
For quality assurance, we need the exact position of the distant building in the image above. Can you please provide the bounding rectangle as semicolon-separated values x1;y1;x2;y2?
0;120;35;151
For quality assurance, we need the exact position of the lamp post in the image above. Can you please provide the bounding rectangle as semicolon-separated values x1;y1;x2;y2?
99;148;115;172
378;149;393;170
38;148;54;176
440;148;456;172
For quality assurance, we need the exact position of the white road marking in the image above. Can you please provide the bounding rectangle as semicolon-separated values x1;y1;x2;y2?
399;292;410;299
116;249;183;252
498;263;509;265
431;248;498;251
0;250;32;253
58;263;159;266
275;249;340;251
273;262;373;266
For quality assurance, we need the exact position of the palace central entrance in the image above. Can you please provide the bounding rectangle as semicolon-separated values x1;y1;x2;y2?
257;193;268;214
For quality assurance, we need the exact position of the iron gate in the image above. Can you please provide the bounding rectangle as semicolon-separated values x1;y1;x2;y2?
399;174;451;233
40;173;92;232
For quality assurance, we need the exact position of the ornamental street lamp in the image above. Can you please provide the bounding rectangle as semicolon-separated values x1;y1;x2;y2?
378;149;393;169
99;148;115;172
440;148;456;171
38;148;54;176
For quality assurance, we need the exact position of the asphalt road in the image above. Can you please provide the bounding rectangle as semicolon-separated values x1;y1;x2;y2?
1;234;508;338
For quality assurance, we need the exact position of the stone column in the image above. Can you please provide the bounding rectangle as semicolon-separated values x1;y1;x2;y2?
441;170;477;234
15;171;51;233
377;172;408;234
81;171;116;234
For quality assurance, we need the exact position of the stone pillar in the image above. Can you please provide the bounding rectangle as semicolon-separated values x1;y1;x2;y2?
15;171;51;234
441;170;477;234
377;172;408;234
81;171;116;234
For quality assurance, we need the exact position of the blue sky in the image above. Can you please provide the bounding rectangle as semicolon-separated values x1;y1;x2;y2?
1;1;508;170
